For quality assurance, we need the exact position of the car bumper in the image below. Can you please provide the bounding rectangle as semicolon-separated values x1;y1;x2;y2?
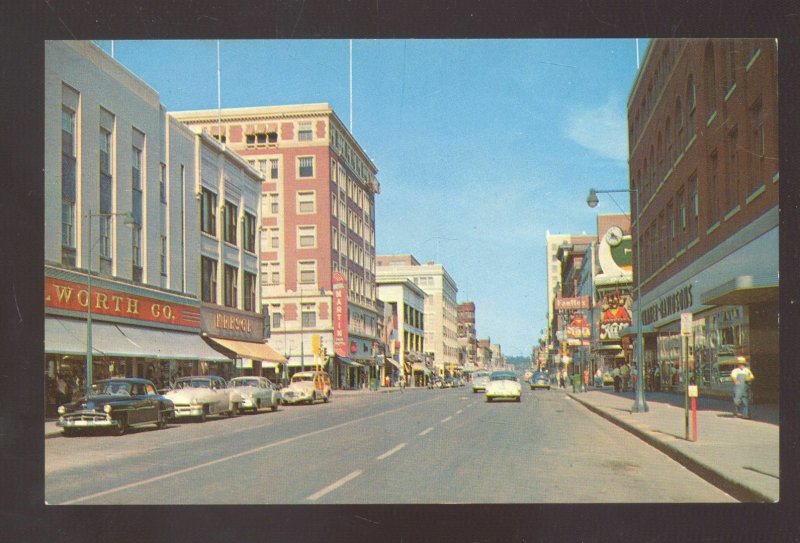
281;394;312;404
471;386;486;392
529;383;550;389
57;412;118;428
172;405;205;417
240;398;258;409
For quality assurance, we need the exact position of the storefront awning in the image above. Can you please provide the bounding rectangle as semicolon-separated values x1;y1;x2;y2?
206;336;286;363
595;344;623;352
701;274;779;306
335;356;364;367
411;363;432;375
384;357;402;371
45;317;230;361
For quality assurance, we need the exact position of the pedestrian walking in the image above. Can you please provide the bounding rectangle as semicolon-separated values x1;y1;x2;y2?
582;369;589;392
612;366;621;392
731;357;754;418
558;371;565;389
594;368;603;387
653;365;661;391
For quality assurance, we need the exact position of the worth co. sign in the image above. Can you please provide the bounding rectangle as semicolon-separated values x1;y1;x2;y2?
45;276;200;328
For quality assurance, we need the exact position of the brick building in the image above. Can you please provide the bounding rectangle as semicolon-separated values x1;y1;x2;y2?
627;39;778;399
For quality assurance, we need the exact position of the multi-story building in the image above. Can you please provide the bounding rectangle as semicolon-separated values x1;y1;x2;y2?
489;343;505;370
44;41;252;413
172;104;380;388
477;338;493;369
627;39;778;399
376;255;459;378
457;301;478;368
376;277;428;386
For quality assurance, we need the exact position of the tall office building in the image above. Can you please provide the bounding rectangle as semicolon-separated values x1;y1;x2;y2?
172;104;381;387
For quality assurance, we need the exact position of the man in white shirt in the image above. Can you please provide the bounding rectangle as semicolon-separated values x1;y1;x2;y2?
730;357;754;419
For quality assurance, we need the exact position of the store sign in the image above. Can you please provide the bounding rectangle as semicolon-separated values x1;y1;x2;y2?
642;284;694;326
555;296;590;311
599;291;632;341
200;304;265;341
45;276;199;328
332;271;349;357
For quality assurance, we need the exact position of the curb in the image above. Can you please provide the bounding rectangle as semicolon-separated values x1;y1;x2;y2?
567;392;775;503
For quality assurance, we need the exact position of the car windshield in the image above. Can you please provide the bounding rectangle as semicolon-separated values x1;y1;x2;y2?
175;379;212;389
291;375;313;383
98;381;132;395
474;373;490;380
231;378;260;387
533;372;547;379
491;372;517;381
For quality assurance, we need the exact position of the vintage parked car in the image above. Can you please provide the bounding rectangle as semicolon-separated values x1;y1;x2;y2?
528;371;551;390
485;370;522;402
281;371;332;405
228;376;282;413
164;376;243;421
57;378;174;436
471;371;491;393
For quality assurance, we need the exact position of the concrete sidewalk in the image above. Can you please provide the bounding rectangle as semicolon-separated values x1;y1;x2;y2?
565;387;779;502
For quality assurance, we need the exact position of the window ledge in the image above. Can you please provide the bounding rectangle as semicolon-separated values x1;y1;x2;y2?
687;237;699;250
201;231;217;240
724;205;741;221
706;222;720;235
706;111;717;127
686;133;697;152
745;184;766;205
724;83;737;102
746;48;761;72
772;171;779;184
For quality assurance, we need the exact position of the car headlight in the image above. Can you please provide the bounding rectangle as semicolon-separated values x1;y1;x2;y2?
104;404;113;413
190;396;198;405
57;405;66;415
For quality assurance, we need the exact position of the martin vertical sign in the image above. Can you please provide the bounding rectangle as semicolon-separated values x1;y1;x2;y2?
332;272;349;357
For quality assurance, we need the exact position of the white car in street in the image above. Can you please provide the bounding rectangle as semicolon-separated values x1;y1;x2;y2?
485;370;522;402
164;376;243;421
281;371;332;405
228;376;282;413
471;371;491;393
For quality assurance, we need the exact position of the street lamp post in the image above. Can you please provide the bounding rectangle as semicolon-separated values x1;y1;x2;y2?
587;188;648;413
84;209;134;397
300;289;304;372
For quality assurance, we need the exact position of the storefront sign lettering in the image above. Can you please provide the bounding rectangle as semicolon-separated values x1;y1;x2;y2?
213;313;253;333
332;272;349;357
642;284;693;326
45;276;199;328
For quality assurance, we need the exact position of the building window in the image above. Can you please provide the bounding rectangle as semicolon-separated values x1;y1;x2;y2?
270;228;280;249
689;174;699;237
160;235;167;276
269;193;279;214
708;151;719;226
298;121;313;141
750;97;765;192
687;75;696;140
678;188;687;231
159;162;167;203
272;311;282;329
299;261;316;284
243;211;256;253
298;156;314;178
99;123;113;262
132;226;142;282
61;99;77;264
201;188;217;236
268;132;278;144
201;256;217;303
704;42;717;116
675;99;684;150
726;126;739;212
302;309;316;328
224;264;238;308
223;200;238;245
297;191;316;214
270;158;279;179
298;226;316;248
243;271;256;311
131;145;142;191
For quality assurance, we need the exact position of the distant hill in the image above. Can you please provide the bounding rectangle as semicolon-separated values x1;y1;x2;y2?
505;356;532;369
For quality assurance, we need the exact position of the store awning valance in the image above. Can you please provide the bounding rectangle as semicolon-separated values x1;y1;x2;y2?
700;274;779;306
595;344;623;352
206;336;286;363
384;357;402;371
335;356;364;367
45;317;230;361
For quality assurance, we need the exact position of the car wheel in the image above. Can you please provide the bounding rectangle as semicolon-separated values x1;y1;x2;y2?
113;414;128;436
486;396;493;402
229;403;238;417
516;396;521;402
323;391;330;403
253;400;261;413
62;428;78;438
198;407;207;423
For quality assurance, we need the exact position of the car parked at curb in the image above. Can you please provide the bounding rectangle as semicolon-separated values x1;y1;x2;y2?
164;376;243;421
471;371;491;393
228;376;282;413
485;370;522;402
57;378;174;436
281;371;331;405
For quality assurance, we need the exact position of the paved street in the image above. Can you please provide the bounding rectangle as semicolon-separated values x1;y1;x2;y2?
46;387;735;504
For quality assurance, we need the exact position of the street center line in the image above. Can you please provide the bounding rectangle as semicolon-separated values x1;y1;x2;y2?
306;470;363;502
376;443;407;460
57;394;444;505
418;427;434;436
456;409;463;414
441;416;452;423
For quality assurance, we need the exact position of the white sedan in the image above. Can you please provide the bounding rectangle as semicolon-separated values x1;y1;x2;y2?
228;376;282;413
485;371;522;402
164;376;243;421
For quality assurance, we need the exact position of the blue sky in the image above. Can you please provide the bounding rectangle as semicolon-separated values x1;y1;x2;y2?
95;39;646;356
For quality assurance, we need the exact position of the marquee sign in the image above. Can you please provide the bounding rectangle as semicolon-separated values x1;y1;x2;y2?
44;276;200;329
599;291;632;341
332;271;349;357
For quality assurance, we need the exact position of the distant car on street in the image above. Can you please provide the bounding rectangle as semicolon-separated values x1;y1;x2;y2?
485;371;521;402
282;371;332;405
228;376;282;413
528;371;551;390
57;378;174;436
164;376;242;422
